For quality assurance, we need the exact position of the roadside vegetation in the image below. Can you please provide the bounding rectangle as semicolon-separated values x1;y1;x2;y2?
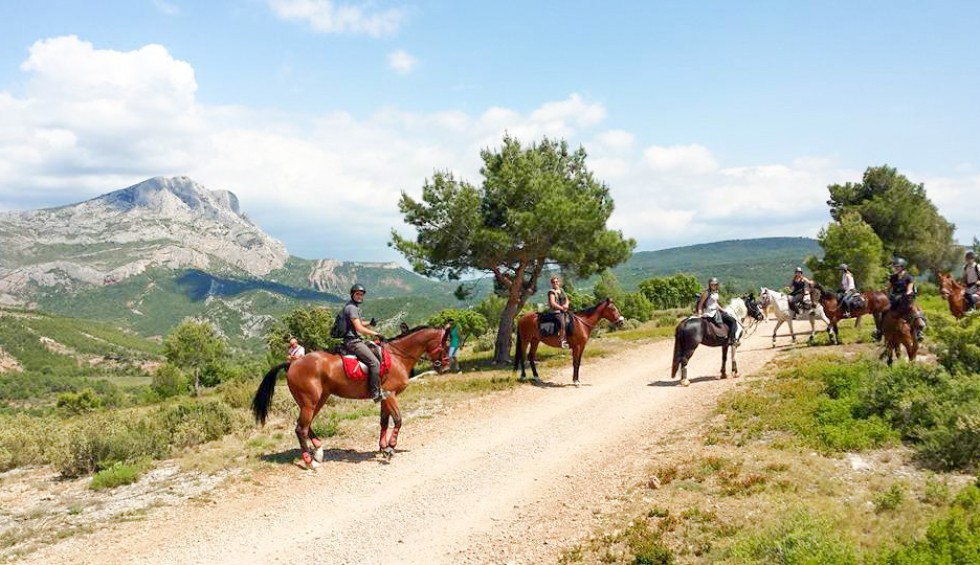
564;303;979;564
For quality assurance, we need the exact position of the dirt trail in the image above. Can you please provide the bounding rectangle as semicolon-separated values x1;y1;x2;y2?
24;321;784;565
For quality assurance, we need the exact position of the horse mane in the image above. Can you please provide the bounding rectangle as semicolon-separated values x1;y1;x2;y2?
576;298;610;316
939;272;964;290
391;325;438;340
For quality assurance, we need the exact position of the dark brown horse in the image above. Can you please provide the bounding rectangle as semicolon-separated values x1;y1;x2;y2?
670;295;764;386
938;272;971;319
813;283;890;344
514;298;624;386
252;326;450;468
880;303;917;365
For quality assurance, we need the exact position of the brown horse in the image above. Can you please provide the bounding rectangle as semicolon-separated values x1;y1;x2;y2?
813;283;890;344
251;326;450;468
880;303;917;365
938;272;971;319
514;298;625;386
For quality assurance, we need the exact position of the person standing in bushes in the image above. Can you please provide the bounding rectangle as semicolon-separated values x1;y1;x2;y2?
445;318;462;372
286;337;305;362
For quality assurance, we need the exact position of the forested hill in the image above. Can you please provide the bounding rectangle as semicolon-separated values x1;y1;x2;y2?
611;237;821;292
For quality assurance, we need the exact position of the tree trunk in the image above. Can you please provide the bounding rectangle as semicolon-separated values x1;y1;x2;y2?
492;299;520;364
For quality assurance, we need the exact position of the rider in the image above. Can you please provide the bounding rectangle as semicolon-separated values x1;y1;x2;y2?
341;284;389;402
695;277;737;345
788;267;812;316
838;264;857;318
888;258;925;342
547;275;571;349
286;337;305;362
962;250;979;312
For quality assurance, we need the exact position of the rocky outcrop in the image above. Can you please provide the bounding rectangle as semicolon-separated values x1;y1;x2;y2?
0;177;288;300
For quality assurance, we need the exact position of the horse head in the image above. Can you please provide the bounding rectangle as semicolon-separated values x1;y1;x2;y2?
758;288;772;308
937;272;956;299
742;293;765;321
600;298;626;326
393;326;452;373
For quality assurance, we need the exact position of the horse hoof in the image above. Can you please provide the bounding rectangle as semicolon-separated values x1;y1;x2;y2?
680;378;690;387
517;376;527;382
573;380;581;387
313;446;324;463
720;374;728;380
382;447;394;461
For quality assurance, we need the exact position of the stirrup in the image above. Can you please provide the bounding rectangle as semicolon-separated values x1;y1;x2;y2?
372;389;390;403
560;339;569;349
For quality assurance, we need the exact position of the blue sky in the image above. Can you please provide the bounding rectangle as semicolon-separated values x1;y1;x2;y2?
1;0;977;262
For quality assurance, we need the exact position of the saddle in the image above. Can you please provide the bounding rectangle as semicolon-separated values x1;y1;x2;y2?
693;315;731;346
538;312;573;338
340;343;393;381
840;291;865;313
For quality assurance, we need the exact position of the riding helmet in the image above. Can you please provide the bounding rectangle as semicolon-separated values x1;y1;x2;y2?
838;263;849;271
892;257;907;268
967;250;976;259
350;283;366;296
794;267;804;274
708;277;719;286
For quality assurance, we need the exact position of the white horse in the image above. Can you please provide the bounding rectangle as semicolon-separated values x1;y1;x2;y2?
758;287;831;347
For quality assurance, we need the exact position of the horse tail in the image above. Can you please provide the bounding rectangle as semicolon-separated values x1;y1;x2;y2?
252;362;289;426
513;331;522;372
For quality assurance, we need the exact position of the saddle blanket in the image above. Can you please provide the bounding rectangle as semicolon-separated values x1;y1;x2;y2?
341;347;392;381
538;312;573;337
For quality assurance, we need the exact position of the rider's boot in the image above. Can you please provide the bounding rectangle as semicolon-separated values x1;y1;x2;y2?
368;371;389;402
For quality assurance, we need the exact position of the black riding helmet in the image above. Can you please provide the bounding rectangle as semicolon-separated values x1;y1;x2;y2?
967;250;976;259
350;283;366;302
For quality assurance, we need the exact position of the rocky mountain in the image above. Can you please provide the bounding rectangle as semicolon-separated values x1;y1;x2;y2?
0;176;289;304
0;177;457;347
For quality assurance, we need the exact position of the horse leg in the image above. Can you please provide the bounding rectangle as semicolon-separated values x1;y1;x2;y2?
515;331;527;381
310;394;330;463
771;319;782;347
731;345;739;378
528;340;541;383
380;397;402;460
379;403;391;451
680;343;696;387
788;320;797;343
719;344;728;379
571;345;582;387
294;405;318;470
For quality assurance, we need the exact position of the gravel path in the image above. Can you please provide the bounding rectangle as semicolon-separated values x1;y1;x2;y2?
24;321;783;564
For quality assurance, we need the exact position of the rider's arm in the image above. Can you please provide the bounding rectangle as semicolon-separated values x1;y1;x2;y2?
352;317;379;337
695;292;706;315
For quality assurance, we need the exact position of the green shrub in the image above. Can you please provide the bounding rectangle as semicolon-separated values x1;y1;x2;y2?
56;388;102;414
151;363;189;398
89;459;148;490
0;414;52;471
162;401;239;448
876;484;980;564
932;315;980;375
727;509;857;564
873;483;905;513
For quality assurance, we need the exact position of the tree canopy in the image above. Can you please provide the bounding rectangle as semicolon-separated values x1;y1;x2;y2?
805;211;885;289
392;135;634;362
163;319;227;393
827;165;956;273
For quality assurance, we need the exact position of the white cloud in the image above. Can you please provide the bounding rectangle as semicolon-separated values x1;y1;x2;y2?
387;49;417;75
642;144;718;175
267;0;405;37
152;0;180;15
2;36;976;259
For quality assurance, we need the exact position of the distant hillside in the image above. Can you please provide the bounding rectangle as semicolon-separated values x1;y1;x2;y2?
0;308;162;375
611;237;821;292
0;177;460;348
